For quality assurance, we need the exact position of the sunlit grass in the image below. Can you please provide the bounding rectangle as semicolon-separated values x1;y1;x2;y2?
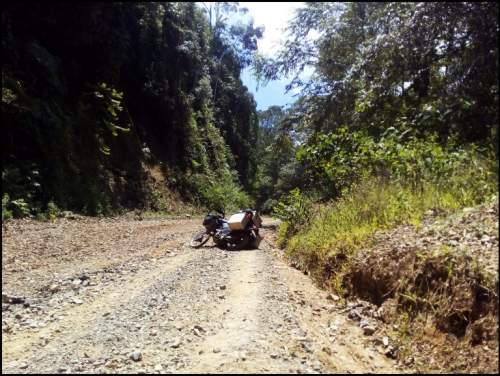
282;156;498;289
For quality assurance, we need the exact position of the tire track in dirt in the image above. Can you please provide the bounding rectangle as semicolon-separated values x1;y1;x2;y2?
2;217;401;374
2;238;198;373
182;249;264;373
2;218;199;297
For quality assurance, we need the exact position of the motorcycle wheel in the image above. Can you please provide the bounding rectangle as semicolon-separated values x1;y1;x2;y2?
226;232;251;251
213;235;226;249
189;230;211;248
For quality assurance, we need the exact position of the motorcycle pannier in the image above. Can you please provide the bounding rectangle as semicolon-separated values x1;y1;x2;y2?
228;212;249;230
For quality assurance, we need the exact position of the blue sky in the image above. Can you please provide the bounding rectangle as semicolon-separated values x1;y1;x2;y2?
241;67;299;110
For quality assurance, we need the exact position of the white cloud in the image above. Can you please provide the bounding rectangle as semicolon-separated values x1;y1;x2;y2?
239;2;304;56
198;3;316;58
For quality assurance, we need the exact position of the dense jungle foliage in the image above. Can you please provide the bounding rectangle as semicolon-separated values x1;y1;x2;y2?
2;2;499;222
254;2;498;207
2;2;262;218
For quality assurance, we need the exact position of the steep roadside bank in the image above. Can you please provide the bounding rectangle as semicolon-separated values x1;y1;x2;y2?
279;199;499;373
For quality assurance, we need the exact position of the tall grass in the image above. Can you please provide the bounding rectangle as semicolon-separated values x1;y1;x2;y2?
281;153;498;291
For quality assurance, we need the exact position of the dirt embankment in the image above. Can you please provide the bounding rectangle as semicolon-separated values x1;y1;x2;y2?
2;216;401;374
341;199;499;373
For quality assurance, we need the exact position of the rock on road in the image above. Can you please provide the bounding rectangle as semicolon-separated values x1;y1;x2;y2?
2;216;399;373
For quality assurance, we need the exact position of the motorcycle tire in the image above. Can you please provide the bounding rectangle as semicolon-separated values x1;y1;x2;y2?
212;236;226;249
189;230;211;248
226;232;251;251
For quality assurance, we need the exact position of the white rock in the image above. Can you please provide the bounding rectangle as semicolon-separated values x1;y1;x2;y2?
359;319;370;328
49;284;59;293
382;336;389;347
327;293;340;302
170;338;181;348
130;351;142;361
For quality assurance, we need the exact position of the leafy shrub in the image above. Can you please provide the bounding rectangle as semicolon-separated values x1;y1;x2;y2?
296;127;493;199
90;82;130;156
183;170;253;214
10;198;31;218
147;188;168;211
272;188;313;246
199;178;252;213
273;188;312;225
46;201;60;221
2;194;13;220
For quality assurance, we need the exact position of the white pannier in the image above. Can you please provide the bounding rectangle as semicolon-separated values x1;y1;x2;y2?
228;210;262;230
228;212;249;230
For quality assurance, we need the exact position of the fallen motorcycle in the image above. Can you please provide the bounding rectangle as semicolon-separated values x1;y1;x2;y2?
189;209;262;250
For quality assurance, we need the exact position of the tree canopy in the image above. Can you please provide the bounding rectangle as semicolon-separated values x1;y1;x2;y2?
252;2;498;202
1;2;498;218
2;2;263;215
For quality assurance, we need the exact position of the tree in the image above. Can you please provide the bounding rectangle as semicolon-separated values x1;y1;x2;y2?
1;2;263;215
253;2;498;144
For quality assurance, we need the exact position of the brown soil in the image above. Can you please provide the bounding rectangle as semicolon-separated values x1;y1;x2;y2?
343;200;499;373
2;216;401;374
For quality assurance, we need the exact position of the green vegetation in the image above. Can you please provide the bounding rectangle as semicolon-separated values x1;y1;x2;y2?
2;194;13;221
250;3;498;290
45;201;60;222
253;2;498;208
253;106;308;212
189;171;253;213
274;127;497;264
1;2;498;231
272;188;313;247
2;2;262;218
273;118;497;279
280;157;496;288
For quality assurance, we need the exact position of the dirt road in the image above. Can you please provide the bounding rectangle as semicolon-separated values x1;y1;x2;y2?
2;216;400;373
